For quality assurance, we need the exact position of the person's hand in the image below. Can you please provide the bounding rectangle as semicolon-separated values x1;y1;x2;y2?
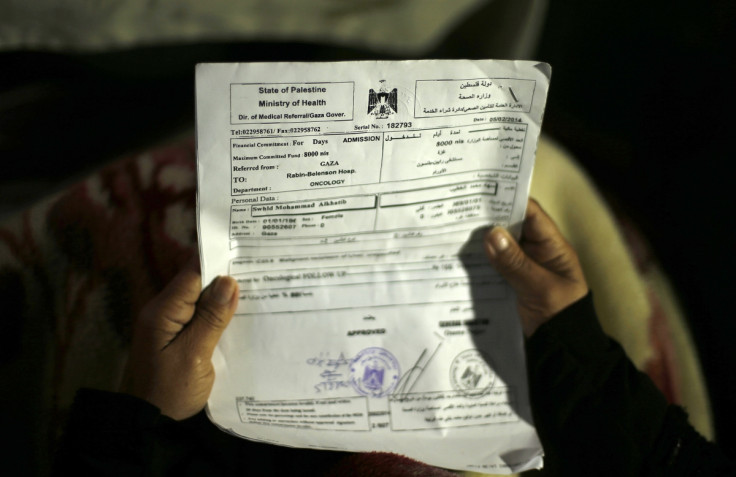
119;263;239;420
483;198;588;337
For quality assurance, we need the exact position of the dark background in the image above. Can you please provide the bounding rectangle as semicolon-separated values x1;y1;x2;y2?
536;0;736;457
1;0;734;470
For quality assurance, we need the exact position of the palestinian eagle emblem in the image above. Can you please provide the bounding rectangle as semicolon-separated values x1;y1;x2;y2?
368;80;398;119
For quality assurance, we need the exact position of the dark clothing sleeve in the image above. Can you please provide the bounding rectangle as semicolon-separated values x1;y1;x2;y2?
53;390;349;476
526;293;735;476
53;389;188;476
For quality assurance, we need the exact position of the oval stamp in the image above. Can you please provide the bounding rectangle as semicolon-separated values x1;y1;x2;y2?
350;347;400;398
450;349;495;398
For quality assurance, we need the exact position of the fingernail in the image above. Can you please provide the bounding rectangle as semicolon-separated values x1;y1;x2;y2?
494;232;509;251
485;228;509;257
212;276;235;305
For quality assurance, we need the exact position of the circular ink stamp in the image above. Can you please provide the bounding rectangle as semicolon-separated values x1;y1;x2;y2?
350;347;400;398
450;349;495;398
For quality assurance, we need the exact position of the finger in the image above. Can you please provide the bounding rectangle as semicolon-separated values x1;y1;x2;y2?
138;267;202;349
520;199;570;257
521;198;583;278
484;226;557;295
178;276;239;359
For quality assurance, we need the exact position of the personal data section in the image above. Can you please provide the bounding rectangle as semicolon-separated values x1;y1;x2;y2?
230;179;514;240
197;60;550;474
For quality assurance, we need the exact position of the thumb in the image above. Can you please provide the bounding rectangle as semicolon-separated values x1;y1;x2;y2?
177;276;239;359
483;227;554;295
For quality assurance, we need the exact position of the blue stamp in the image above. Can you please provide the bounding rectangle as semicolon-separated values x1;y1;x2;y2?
350;347;400;398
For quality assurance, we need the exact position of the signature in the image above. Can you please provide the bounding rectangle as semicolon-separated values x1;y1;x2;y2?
314;380;351;393
392;341;443;399
307;352;352;393
306;352;351;371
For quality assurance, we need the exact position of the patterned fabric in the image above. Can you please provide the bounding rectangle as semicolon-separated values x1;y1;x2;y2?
0;138;197;440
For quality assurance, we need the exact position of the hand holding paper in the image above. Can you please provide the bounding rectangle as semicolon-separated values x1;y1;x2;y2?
119;265;239;420
484;198;589;337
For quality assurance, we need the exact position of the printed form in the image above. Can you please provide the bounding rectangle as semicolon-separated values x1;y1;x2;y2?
196;60;550;474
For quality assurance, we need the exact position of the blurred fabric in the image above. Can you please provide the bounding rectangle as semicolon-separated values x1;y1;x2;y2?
0;0;546;57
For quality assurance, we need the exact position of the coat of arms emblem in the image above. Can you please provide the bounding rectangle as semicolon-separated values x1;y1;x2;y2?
368;80;398;119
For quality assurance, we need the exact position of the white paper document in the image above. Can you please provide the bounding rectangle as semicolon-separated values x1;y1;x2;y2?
196;60;550;474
